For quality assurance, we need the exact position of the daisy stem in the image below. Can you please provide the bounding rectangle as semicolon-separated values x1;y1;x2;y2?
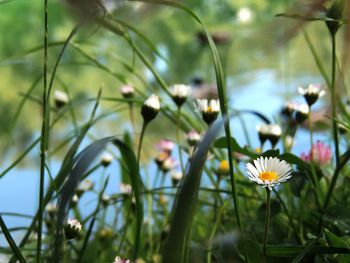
137;121;148;164
308;106;313;149
263;188;271;258
177;107;185;174
128;102;136;136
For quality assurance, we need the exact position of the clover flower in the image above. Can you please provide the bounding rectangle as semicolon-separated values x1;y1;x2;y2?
298;84;325;107
301;140;332;166
246;157;292;190
156;139;175;154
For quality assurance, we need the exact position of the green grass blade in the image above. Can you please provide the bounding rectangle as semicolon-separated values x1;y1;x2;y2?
0;215;26;263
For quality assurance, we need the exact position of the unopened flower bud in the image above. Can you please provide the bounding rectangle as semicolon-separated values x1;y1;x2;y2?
141;94;160;123
54;90;69;109
298;84;325;107
195;99;220;125
216;160;230;177
120;84;135;99
294;104;309;124
257;124;282;148
171;171;183;186
170;84;191;107
64;219;82;240
186;130;201;146
100;152;113;167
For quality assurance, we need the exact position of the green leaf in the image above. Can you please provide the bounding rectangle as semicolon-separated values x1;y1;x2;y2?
214;136;258;159
325;228;350;263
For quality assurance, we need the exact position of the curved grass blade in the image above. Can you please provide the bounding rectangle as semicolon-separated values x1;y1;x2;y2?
291;236;320;263
161;117;226;262
0;215;26;263
53;136;143;262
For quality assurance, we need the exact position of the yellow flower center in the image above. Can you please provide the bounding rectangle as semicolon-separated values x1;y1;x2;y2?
207;106;214;113
259;171;278;181
218;160;229;174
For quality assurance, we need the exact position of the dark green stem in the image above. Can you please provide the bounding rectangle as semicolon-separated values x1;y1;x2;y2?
37;0;48;261
321;34;340;222
137;121;148;164
176;107;185;174
263;188;271;258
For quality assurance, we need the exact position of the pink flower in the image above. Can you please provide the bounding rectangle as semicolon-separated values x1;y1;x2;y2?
156;139;175;154
301;141;332;165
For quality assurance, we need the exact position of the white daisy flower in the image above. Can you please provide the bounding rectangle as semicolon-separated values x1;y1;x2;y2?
195;99;220;125
54;90;69;108
170;84;191;107
246;157;292;190
298;84;326;106
113;256;130;263
141;94;160;122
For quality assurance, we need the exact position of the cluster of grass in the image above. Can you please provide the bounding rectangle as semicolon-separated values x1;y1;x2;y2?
1;0;350;262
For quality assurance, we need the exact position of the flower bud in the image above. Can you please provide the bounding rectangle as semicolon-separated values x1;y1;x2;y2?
170;84;191;107
257;124;282;148
171;171;183;186
298;84;325;107
294;104;309;124
120;84;135;99
186;130;201;146
326;0;344;35
100;152;113;167
64;218;82;240
54;90;69;109
195;99;220;125
141;94;160;123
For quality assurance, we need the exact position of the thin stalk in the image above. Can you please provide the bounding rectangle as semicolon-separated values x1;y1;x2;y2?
176;107;185;174
129;102;136;136
331;33;340;166
263;189;271;258
37;0;48;261
308;108;313;148
137;121;148;163
321;34;340;220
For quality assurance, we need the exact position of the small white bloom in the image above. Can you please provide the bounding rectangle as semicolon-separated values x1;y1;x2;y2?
100;152;113;167
120;183;132;195
64;218;82;240
113;256;130;263
298;84;326;106
195;99;220;113
246;157;292;190
171;171;183;182
54;90;69;108
170;84;191;107
144;94;160;110
76;179;94;194
120;84;135;98
46;203;57;215
257;124;282;137
237;7;253;24
186;130;202;146
195;99;220;125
